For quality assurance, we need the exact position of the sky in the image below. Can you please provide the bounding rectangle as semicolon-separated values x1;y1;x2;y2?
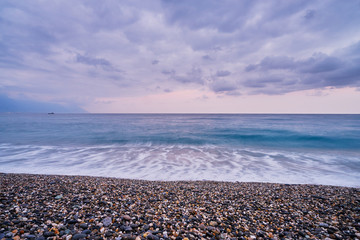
1;0;360;113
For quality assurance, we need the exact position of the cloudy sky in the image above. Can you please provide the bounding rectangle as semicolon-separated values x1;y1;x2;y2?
1;0;360;113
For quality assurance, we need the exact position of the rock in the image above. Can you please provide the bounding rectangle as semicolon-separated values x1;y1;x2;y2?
327;227;337;234
105;231;114;237
124;226;133;232
5;232;13;238
319;222;329;228
43;231;55;237
72;233;87;240
210;221;218;226
55;195;63;199
147;234;160;240
2;173;360;240
68;219;78;224
80;223;88;229
102;217;112;227
122;234;137;240
82;229;91;235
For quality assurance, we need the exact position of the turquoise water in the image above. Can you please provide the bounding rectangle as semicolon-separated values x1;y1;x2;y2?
1;113;359;186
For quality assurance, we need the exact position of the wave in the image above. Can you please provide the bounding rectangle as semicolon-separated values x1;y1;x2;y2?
212;131;360;149
1;143;359;187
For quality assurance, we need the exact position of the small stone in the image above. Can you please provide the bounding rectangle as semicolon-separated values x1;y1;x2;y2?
68;219;78;224
298;231;306;237
319;223;329;228
210;221;218;226
147;234;160;240
72;233;87;240
43;231;55;237
102;217;112;227
5;232;13;238
82;229;91;235
122;215;131;221
124;226;133;232
55;195;63;199
26;235;36;240
80;223;88;229
122;234;137;240
58;224;66;230
327;227;337;234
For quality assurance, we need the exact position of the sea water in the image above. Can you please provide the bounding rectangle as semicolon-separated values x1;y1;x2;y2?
0;113;359;187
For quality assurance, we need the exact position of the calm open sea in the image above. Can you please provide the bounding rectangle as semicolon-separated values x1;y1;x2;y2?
1;113;359;187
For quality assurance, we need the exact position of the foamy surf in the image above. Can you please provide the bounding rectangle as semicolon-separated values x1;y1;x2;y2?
1;143;358;187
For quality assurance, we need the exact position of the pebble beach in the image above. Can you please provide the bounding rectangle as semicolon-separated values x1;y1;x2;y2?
1;173;359;240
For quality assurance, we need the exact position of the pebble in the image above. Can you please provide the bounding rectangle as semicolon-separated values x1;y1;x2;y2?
102;217;112;227
79;223;88;229
55;194;63;199
1;173;359;240
72;233;87;240
122;215;132;221
319;222;329;228
209;221;217;226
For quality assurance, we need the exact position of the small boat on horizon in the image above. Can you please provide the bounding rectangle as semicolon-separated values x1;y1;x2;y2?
48;112;55;115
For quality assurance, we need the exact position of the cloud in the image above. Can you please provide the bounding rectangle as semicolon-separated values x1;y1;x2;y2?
215;70;231;77
0;0;360;112
304;9;316;20
0;94;85;113
210;79;238;93
163;88;172;93
76;54;112;67
202;55;213;61
161;69;175;75
172;67;204;84
242;42;360;94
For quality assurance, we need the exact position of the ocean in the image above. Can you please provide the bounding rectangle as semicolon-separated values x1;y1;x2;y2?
0;113;359;187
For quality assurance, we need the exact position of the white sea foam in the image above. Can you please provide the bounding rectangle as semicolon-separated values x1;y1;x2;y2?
1;143;359;187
